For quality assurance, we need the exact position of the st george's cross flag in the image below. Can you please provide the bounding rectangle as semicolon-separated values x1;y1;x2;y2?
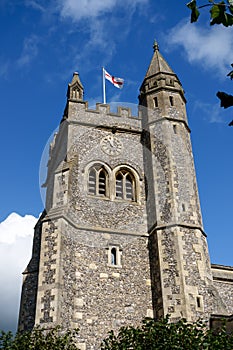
104;69;124;89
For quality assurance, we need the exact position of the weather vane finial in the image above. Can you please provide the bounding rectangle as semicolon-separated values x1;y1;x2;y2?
153;39;159;52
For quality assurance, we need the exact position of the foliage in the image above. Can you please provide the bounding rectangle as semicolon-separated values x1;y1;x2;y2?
187;1;233;125
0;326;79;350
187;0;233;26
101;316;233;350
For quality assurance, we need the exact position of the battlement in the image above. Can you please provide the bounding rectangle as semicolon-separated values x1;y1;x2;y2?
67;99;139;119
66;99;142;131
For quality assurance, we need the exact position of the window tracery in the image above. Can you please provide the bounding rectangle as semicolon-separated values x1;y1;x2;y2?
115;170;135;201
86;163;138;203
88;165;108;197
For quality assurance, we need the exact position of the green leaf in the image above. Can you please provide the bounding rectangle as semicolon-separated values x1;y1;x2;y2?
227;63;233;79
187;0;200;22
229;5;233;14
225;12;233;25
0;327;79;350
210;2;232;26
187;0;196;8
216;91;233;108
228;0;233;6
210;3;225;19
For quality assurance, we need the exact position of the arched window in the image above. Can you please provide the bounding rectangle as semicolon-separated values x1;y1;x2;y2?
108;246;121;267
111;248;117;265
88;165;108;197
115;169;135;201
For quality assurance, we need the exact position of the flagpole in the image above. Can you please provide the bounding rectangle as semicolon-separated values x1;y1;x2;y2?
102;67;106;104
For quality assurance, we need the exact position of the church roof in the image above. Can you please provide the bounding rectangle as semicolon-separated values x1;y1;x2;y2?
144;40;175;79
67;71;84;101
70;71;84;89
139;40;185;102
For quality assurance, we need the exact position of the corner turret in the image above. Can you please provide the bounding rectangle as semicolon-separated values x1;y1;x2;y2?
139;41;187;125
67;72;84;101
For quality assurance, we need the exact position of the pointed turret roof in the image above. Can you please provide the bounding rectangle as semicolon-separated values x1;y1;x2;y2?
70;72;83;89
144;40;175;78
139;41;185;103
67;72;84;101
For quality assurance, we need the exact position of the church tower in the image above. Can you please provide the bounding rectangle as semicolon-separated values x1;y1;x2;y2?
18;44;231;349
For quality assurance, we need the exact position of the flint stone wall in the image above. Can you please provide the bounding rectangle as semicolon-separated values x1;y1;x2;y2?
60;221;153;349
212;265;233;315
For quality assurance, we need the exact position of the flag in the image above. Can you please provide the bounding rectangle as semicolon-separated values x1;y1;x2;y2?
104;69;124;89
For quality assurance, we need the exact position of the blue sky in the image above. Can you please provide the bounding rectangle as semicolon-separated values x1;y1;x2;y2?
0;0;233;332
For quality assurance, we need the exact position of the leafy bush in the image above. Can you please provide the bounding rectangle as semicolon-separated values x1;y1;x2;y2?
101;316;233;350
0;326;79;350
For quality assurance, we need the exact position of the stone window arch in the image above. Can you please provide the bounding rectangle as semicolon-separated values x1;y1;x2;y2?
87;163;109;197
85;162;140;203
107;246;122;267
113;166;139;202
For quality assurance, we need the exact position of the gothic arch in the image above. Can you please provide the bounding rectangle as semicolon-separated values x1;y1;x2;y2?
85;161;111;198
112;165;140;203
84;162;140;203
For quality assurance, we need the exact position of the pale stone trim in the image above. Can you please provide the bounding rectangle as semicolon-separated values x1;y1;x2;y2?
77;343;86;350
147;309;154;318
107;245;122;267
75;312;83;319
45;212;149;237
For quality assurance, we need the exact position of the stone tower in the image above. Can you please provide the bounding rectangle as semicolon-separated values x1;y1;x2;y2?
139;41;215;321
18;43;233;349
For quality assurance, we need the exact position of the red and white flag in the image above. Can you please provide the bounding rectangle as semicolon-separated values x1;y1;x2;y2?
104;69;124;89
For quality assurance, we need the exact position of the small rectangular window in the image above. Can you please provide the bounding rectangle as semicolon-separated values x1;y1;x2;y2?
166;78;174;86
154;97;158;108
169;96;174;106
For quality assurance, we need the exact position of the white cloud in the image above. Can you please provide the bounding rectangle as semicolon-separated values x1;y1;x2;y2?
24;0;46;12
57;0;148;22
17;34;40;68
0;57;10;78
0;212;37;244
0;213;38;332
54;0;148;72
59;0;117;20
168;20;233;75
192;101;225;124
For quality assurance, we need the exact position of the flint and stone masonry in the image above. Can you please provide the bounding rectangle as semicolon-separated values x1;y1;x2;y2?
18;43;233;348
